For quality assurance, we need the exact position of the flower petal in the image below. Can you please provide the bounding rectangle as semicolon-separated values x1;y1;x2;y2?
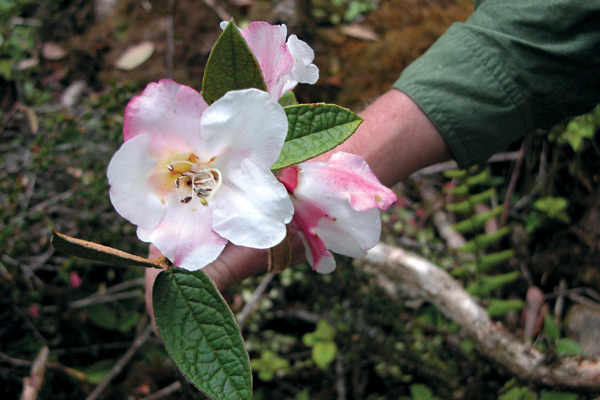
212;158;293;249
298;152;396;211
137;191;227;270
293;227;337;274
107;134;165;229
200;89;288;170
315;205;381;258
240;21;294;99
282;35;319;93
123;79;209;153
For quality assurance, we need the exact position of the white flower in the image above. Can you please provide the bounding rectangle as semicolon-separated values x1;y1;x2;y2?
107;79;294;270
220;21;319;100
278;152;397;273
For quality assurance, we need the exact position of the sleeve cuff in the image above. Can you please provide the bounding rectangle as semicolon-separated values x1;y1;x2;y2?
392;24;534;169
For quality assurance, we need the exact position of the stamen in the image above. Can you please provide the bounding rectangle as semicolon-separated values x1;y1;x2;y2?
167;160;194;173
167;158;222;205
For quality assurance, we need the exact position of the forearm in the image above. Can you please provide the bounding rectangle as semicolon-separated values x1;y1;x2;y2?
318;89;453;187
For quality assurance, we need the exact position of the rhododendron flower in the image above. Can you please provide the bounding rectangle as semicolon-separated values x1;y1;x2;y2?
278;152;397;273
107;79;294;270
221;21;319;100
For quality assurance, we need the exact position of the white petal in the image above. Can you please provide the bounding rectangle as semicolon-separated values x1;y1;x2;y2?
200;89;288;170
212;158;293;249
107;134;165;229
137;191;227;270
316;205;381;258
282;35;319;93
123;79;208;154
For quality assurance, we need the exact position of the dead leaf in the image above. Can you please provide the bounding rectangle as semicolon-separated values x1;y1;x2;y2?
16;58;39;71
20;104;39;133
339;24;379;41
42;42;67;60
115;41;155;71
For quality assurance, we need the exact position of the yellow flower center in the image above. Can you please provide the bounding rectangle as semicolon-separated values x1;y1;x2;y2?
166;154;222;205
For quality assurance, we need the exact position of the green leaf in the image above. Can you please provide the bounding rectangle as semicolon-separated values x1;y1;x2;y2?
314;319;336;341
202;20;267;104
556;338;583;356
477;249;515;272
486;298;524;317
51;230;167;269
543;314;560;343
451;204;502;233
539;391;578;400
153;268;251;400
459;226;511;253
466;271;521;296
312;341;337;369
278;91;297;107
84;359;116;384
409;383;436;400
85;304;119;330
271;104;362;170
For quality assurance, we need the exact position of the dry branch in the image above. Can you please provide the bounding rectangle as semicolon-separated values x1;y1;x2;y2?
356;242;600;391
20;346;48;400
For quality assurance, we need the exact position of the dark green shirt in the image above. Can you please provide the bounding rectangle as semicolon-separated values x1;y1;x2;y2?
393;0;600;168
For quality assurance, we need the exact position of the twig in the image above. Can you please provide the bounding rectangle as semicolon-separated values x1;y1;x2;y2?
410;151;523;178
356;242;600;390
20;346;48;400
141;381;182;400
9;190;74;225
499;142;525;228
0;350;85;380
68;290;143;309
85;321;154;400
419;183;466;249
42;290;143;312
237;273;275;328
202;0;231;21
335;352;347;400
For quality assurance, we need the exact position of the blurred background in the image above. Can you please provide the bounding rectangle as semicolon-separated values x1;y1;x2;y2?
1;0;599;399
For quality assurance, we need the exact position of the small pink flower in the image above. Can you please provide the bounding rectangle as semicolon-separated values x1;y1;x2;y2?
70;271;82;288
221;21;319;100
278;152;397;273
107;80;293;270
29;305;39;318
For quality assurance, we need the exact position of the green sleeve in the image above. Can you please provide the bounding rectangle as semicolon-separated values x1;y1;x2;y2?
393;0;600;168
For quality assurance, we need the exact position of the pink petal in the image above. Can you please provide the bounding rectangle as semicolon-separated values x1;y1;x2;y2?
299;152;397;211
281;152;396;273
137;191;227;270
241;22;294;100
212;158;293;249
123;79;209;154
286;195;336;273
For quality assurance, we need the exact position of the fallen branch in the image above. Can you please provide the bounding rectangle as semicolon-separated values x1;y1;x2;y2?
356;242;600;391
20;346;48;400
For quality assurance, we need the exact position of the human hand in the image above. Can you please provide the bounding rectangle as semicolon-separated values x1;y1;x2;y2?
145;243;272;329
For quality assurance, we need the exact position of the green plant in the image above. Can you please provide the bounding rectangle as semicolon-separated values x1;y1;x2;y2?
302;319;338;369
250;350;291;381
